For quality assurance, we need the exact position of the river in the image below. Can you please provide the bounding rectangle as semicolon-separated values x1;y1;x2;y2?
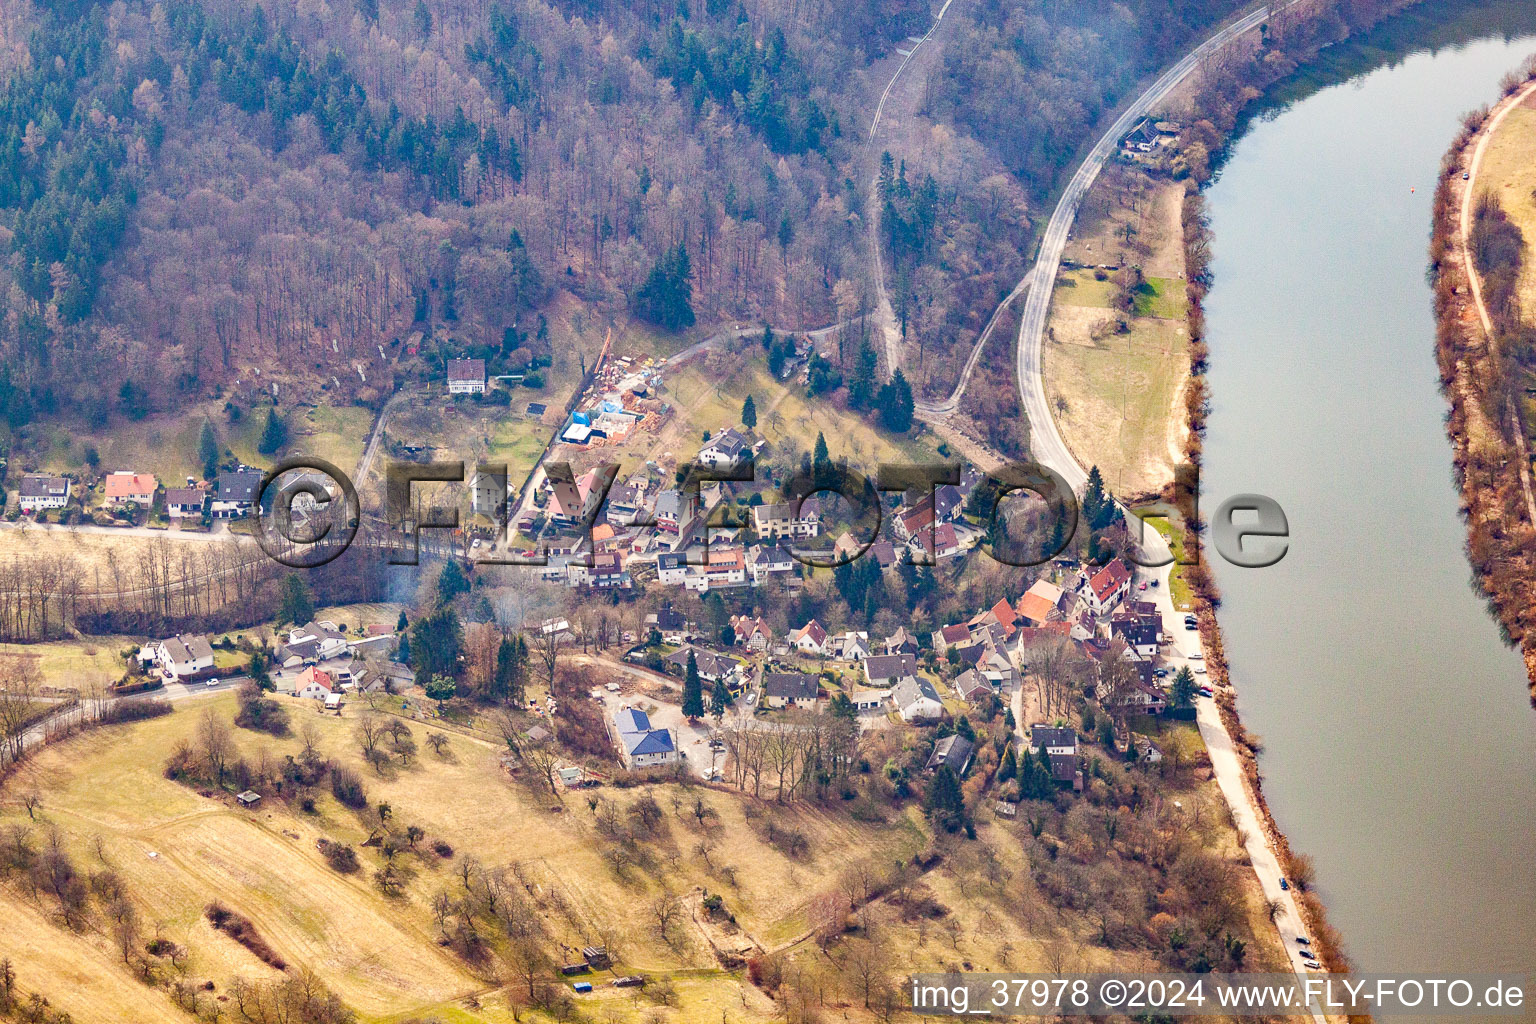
1200;1;1536;994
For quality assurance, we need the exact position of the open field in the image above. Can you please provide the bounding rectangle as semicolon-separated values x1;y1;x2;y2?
1063;170;1187;278
0;684;1288;1023
1048;169;1192;499
1044;297;1188;499
0;638;134;689
1479;96;1536;314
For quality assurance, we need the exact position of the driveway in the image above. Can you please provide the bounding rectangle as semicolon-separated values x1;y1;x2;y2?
615;693;720;780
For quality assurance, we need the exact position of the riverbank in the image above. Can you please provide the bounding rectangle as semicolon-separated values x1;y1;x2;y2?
1150;0;1440;990
1431;64;1536;705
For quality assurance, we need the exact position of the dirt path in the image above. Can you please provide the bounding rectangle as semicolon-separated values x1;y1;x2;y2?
1457;77;1536;526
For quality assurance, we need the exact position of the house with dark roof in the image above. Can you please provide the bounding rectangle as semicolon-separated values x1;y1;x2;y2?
1029;725;1077;756
656;550;688;585
613;707;677;767
447;358;487;394
1111;617;1160;659
864;653;919;687
697;428;752;469
952;669;992;703
1049;753;1083;790
663;646;740;683
926;733;974;774
869;539;899;569
762;672;819;709
17;475;70;512
212;469;263;518
165;486;207;519
884;627;920;656
748;543;795;584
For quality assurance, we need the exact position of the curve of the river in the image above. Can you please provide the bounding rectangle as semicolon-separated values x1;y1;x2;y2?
1202;4;1536;995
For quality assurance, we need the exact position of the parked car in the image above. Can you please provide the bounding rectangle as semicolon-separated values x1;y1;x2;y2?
1188;652;1203;660
1279;878;1290;890
1198;687;1214;698
205;677;221;688
1194;666;1207;675
1296;937;1311;945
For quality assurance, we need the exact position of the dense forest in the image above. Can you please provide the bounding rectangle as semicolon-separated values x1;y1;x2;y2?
0;0;1269;446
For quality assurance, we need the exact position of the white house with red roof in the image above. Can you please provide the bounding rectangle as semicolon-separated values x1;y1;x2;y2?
103;471;157;508
1081;558;1132;615
295;666;335;700
789;619;827;655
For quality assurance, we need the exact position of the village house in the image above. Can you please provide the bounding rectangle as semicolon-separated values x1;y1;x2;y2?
548;469;603;528
952;668;992;703
279;621;349;665
697;428;752;469
613;707;677;768
17;475;69;512
569;551;629;589
295;666;335;700
748;543;795;585
864;653;919;688
656;551;688;586
471;468;508;519
1016;578;1065;625
684;546;746;593
789;619;827;655
751;498;821;540
1050;753;1084;790
926;733;974;774
931;622;971;655
911;521;963;560
1081;558;1132;615
893;491;938;541
826;631;871;662
730;615;772;651
645;607;691;644
653;489;694;534
144;634;216;680
103;471;157;508
970;597;1020;636
664;646;740;685
1029;725;1078;757
447;358;487;394
884;627;920;656
606;479;653;525
165;486;207;519
869;539;900;570
892;675;944;722
211;469;263;519
1098;678;1167;715
1111;617;1160;660
761;672;819;709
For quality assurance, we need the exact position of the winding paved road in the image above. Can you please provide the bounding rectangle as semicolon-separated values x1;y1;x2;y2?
1014;3;1274;493
994;5;1327;1010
